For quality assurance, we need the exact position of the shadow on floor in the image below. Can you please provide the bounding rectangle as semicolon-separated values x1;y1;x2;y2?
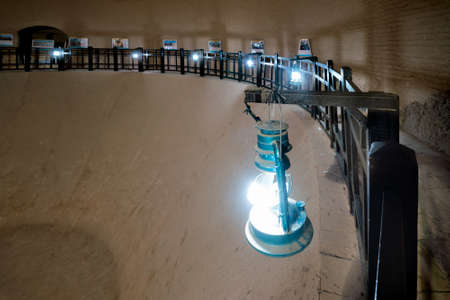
324;156;346;184
0;223;119;300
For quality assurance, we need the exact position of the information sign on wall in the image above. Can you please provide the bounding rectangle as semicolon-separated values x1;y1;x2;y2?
112;38;129;49
0;33;14;46
32;39;54;48
251;40;264;54
208;40;222;52
69;37;88;48
298;39;312;56
162;40;177;50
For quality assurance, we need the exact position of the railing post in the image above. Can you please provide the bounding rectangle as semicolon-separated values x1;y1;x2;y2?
95;48;100;69
219;50;224;79
57;51;64;71
214;52;218;75
310;56;318;118
145;49;150;70
280;59;284;90
180;48;185;74
81;49;85;69
327;60;338;151
166;50;170;71
137;48;144;72
113;47;118;71
343;109;354;212
325;60;334;143
160;48;165;73
206;52;210;75
67;49;72;70
256;54;262;87
312;56;318;91
238;51;243;82
342;66;352;92
340;66;352;92
120;49;124;70
24;48;31;72
274;53;279;88
34;48;40;69
326;60;334;90
338;67;353;152
367;110;400;144
50;50;54;70
367;142;417;299
224;52;229;78
243;54;247;82
15;49;19;70
200;49;205;77
88;47;94;71
367;93;400;145
329;109;337;149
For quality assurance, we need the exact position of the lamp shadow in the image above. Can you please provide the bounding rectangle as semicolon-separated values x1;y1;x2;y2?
0;223;119;300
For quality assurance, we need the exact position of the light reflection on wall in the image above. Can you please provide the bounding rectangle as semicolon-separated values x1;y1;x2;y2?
341;30;367;65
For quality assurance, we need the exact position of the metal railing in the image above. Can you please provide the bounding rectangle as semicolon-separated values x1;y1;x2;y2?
244;57;418;299
0;46;418;299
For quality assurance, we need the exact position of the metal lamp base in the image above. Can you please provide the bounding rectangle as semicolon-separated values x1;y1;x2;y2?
245;217;314;257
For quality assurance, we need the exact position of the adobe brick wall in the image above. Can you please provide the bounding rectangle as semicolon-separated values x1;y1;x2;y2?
310;1;450;155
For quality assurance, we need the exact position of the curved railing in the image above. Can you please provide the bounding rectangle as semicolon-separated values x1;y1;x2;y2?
0;46;418;299
0;47;357;90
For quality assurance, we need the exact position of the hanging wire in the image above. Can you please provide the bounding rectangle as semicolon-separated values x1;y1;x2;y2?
279;93;282;158
272;87;283;159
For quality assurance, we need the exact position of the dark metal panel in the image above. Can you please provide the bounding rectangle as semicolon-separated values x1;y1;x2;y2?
368;142;418;299
244;89;399;111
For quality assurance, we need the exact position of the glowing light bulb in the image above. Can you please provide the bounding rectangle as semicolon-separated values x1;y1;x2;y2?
291;71;301;82
52;50;62;57
247;173;278;207
132;52;139;59
192;54;199;61
247;173;291;207
246;60;254;67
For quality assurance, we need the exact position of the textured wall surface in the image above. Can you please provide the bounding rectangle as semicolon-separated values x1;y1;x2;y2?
403;91;450;155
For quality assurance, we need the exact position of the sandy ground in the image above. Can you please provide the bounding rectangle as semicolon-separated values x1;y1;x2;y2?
0;72;363;300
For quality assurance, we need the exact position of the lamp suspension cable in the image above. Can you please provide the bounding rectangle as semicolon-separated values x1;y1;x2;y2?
278;91;283;159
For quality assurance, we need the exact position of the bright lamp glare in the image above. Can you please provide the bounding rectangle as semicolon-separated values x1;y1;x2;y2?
247;173;291;207
192;54;199;61
132;53;139;59
246;60;254;67
247;173;278;207
52;50;62;57
291;71;301;82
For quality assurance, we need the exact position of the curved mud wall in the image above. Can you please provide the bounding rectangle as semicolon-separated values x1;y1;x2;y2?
1;0;449;153
403;91;450;155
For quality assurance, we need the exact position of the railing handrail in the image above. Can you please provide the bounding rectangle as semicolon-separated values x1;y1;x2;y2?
0;46;361;88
